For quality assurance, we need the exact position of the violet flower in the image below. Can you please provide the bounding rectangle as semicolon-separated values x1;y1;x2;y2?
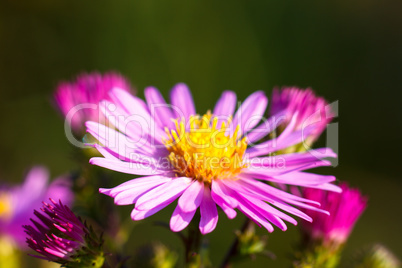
0;166;72;249
86;84;340;234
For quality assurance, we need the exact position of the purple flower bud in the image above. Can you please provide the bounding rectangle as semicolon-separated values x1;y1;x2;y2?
24;199;104;267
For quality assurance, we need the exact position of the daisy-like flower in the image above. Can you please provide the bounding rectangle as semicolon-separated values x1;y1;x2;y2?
54;72;133;133
86;83;340;234
300;183;367;246
0;166;72;248
270;87;334;151
24;199;104;267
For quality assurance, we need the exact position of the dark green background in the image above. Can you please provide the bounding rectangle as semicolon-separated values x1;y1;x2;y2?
0;0;401;267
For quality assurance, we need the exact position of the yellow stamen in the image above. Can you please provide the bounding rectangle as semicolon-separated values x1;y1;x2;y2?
0;193;12;220
163;113;248;184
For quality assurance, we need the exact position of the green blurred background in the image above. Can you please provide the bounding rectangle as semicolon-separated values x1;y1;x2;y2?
0;0;401;267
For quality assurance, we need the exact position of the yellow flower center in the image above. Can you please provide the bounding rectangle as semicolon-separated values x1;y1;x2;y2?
0;193;12;221
164;113;248;183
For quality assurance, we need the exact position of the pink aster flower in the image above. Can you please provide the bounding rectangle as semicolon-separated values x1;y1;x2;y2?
86;83;340;234
54;72;133;133
301;183;367;246
270;87;334;149
0;166;72;248
24;199;104;267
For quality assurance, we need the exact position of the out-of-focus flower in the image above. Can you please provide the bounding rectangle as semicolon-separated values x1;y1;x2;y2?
350;244;400;268
133;242;178;268
86;83;340;234
293;183;366;268
0;166;72;249
301;183;367;246
152;243;178;268
0;235;20;267
54;72;133;134
270;87;334;151
24;199;104;268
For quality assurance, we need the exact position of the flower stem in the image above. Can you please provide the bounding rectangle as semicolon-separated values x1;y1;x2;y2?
185;213;202;264
220;217;252;268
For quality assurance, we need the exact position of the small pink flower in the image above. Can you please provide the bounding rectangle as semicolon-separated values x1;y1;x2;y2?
301;183;367;245
86;84;340;234
270;87;334;147
24;199;104;266
54;72;133;133
0;166;72;249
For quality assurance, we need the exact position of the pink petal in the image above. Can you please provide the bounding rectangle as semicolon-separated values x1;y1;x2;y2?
233;176;330;216
247;148;337;167
170;205;197;232
108;88;149;119
92;144;168;172
199;188;218;234
213;91;237;126
222;180;297;227
210;190;237;219
178;181;204;213
86;121;160;160
245;110;286;144
89;157;166;175
100;177;172;205
246;124;316;157
238;176;320;205
144;86;175;129
234;194;274;232
243;160;332;177
237;192;296;229
131;201;172;220
170;83;196;120
102;176;172;197
112;185;156;205
107;89;166;141
269;172;336;187
305;183;342;193
211;180;238;207
232;91;268;136
98;100;156;145
135;177;192;211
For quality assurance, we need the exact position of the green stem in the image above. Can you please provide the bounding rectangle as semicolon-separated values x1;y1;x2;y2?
220;218;251;268
185;214;202;265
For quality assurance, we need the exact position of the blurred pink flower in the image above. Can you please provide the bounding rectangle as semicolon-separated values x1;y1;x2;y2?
54;72;133;133
0;167;73;249
86;84;340;234
270;87;334;147
301;183;367;245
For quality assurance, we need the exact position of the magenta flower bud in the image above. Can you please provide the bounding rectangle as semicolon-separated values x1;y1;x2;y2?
301;183;367;246
24;199;104;267
270;87;334;148
54;72;133;133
